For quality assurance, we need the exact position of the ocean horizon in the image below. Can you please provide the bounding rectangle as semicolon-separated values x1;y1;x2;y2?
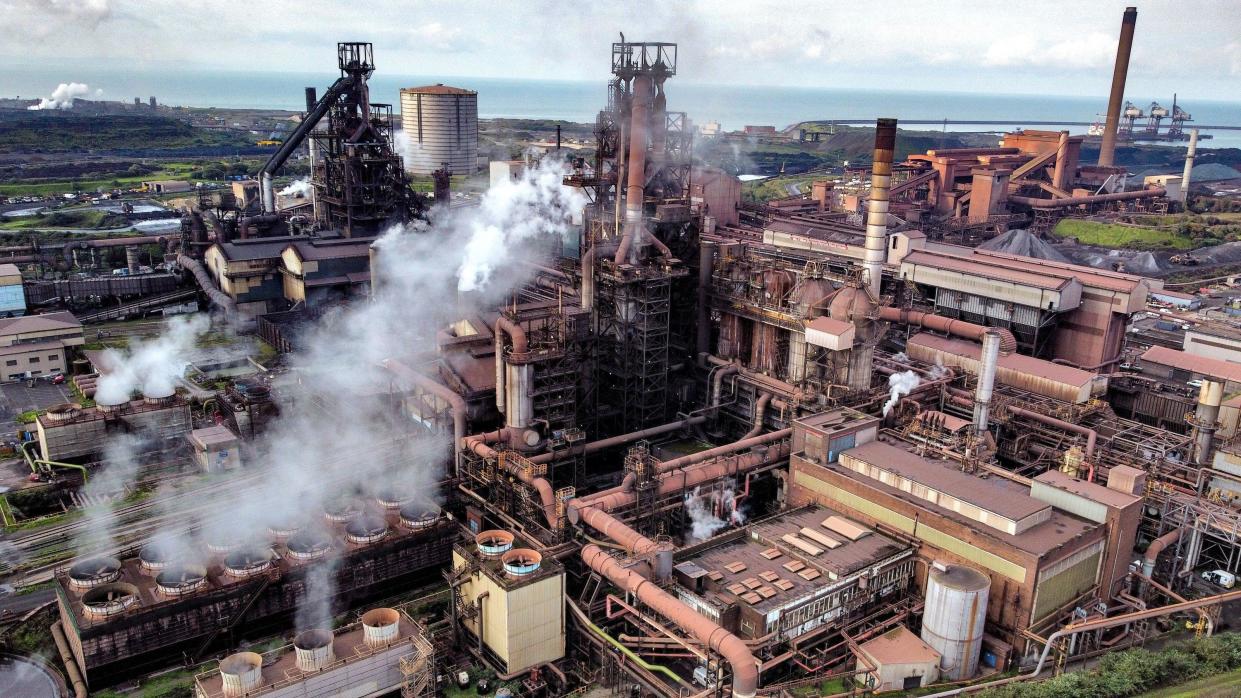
5;65;1241;148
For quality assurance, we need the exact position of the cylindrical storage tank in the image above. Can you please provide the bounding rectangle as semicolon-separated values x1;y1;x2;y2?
361;607;401;648
500;548;542;579
921;563;990;681
286;530;332;562
68;556;122;589
475;530;514;559
81;583;139;619
399;85;478;175
399;501;441;531
345;516;389;545
294;629;335;672
220;651;263;697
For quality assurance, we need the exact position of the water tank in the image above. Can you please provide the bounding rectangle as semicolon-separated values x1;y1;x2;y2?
220;652;263;697
400;84;478;175
362;607;401;648
294;629;335;672
921;563;989;681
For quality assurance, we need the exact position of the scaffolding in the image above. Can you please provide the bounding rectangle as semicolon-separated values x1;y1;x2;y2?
398;627;437;698
596;268;673;433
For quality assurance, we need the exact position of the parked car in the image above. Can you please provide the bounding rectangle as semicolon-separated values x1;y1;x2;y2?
1202;569;1236;589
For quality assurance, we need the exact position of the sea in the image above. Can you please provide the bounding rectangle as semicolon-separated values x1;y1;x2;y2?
5;65;1241;148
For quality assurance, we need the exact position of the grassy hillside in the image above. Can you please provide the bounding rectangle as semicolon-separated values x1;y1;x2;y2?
1052;219;1195;250
0;111;254;154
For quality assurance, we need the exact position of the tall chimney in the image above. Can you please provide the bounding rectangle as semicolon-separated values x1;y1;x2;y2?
973;330;1001;432
1192;379;1223;465
1180;129;1198;204
864;118;897;298
615;75;655;265
1098;7;1138;167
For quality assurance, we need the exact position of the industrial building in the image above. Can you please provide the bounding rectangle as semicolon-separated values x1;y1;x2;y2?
43;18;1241;698
400;84;479;175
0;311;83;382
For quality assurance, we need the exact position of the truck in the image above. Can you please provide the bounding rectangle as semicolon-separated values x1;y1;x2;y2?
1202;569;1236;589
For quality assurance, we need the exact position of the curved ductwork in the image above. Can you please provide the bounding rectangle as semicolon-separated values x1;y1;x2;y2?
463;429;558;525
178;254;237;318
1009;187;1165;210
527;415;708;465
1143;528;1181;577
879;307;1017;353
381;358;466;460
581;544;759;698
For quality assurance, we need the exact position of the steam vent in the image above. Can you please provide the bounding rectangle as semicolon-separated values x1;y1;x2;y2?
37;12;1241;698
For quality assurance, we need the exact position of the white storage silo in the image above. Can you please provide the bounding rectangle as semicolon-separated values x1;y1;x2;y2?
400;84;478;175
921;562;990;681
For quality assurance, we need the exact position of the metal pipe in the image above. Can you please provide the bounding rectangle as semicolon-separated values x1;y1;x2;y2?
1099;7;1138;168
743;393;772;440
949;388;1097;459
581;246;595;311
1181;129;1199;204
52;621;88;698
1143;528;1182;578
863;118;897;298
381;359;467;461
1009;187;1165;209
1193;379;1224;465
178;254;237;318
878;307;1017;352
566;597;689;687
528;415;708;465
494;327;505;415
615;74;654;265
582;544;759;698
973;330;1001;432
712;363;741;408
698;241;716;356
657;428;790;475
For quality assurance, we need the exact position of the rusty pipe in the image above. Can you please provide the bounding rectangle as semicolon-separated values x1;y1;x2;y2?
528;415;708;465
1052;130;1071;192
384;359;467;457
52;621;88;698
863;118;897;298
879;307;1017;352
581;544;759;698
947;388;1096;459
495;316;529;356
743;393;772;440
465;429;560;526
615;74;654;265
581;246;596;311
1143;528;1182;578
1099;7;1138;168
658;428;791;475
711;363;741;408
1009;187;1165;209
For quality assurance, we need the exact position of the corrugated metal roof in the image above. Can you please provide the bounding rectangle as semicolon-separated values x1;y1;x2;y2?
1033;470;1139;509
902;250;1073;291
1140;345;1241;384
844;441;1051;521
908;332;1097;388
859;626;940;666
971;249;1146;294
0;311;80;336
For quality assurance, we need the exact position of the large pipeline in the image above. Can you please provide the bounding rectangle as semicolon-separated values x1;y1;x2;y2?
1098;7;1138;168
382;358;466;460
464;429;559;526
878;307;1017;353
973;331;1001;432
1143;528;1182;577
262;74;358;211
582;544;759;698
527;415;708;465
1009;187;1165;209
863;118;897;298
947;388;1096;460
52;621;88;698
177;254;236;318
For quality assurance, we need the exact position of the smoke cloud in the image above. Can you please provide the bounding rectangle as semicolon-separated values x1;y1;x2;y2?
278;178;312;197
94;314;209;405
27;82;92;110
882;369;921;417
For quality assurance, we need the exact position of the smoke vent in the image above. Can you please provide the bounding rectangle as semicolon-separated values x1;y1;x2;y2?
286;530;333;561
219;652;264;697
476;530;514;559
323;499;361;524
156;564;207;597
44;403;81;423
139;544;172;574
345;516;389;545
500;548;542;578
95;394;128;414
399;501;440;530
361;607;401;648
294;629;335;672
81;582;139;619
143;387;176;406
224;548;273;578
68;556;122;589
375;490;412;509
205;532;242;555
267;522;300;540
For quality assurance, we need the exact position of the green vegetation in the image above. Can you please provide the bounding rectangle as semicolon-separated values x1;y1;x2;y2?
743;174;832;203
791;677;847;696
0;112;253;154
1136;668;1241;697
0;208;129;230
979;633;1241;698
5;607;56;657
15;408;40;425
1052;219;1196;250
93;664;206;698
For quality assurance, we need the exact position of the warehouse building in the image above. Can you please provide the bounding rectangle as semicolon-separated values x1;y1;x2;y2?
0;311;83;382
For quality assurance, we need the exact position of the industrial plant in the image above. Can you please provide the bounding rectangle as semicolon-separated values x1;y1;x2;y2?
3;6;1241;698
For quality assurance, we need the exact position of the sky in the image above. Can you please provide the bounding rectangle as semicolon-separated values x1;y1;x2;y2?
1;0;1238;99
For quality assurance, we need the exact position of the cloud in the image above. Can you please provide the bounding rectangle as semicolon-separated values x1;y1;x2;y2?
408;21;467;52
1;0;112;36
984;32;1118;70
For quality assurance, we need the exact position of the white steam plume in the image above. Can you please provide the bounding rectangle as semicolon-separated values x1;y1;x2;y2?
882;369;921;417
684;481;745;543
94;314;209;405
125;156;583;631
28;82;92;110
73;432;150;554
278;178;312;197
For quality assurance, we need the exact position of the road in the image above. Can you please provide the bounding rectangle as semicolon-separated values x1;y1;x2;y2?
809;119;1241;132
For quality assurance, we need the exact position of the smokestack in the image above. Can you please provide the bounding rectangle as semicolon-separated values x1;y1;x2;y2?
1180;129;1198;204
1193;379;1223;465
304;87;317;113
556;124;561;150
615;75;654;265
1052;130;1071;191
973;330;1001;432
1098;7;1138;167
125;245;139;274
863;118;897;298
